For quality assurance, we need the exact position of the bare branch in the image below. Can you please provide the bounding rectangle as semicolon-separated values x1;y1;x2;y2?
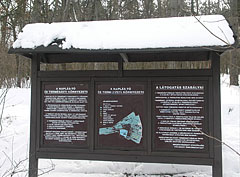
193;15;235;49
229;62;240;69
191;123;240;157
1;137;28;177
218;26;231;44
38;160;55;176
1;150;28;177
200;46;225;52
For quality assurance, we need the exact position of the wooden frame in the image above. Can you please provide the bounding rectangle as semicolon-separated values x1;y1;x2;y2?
14;49;222;177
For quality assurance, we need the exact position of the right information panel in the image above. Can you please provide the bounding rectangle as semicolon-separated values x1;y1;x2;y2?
153;82;207;151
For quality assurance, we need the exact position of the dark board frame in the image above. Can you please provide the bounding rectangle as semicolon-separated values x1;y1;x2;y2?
28;52;222;177
37;77;212;155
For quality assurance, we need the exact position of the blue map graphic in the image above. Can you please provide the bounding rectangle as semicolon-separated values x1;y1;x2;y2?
99;112;143;144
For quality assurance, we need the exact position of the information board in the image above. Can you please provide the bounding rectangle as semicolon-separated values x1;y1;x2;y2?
153;82;207;151
42;83;88;146
96;83;145;148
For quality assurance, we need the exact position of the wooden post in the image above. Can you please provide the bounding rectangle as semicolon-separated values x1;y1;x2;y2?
118;58;123;77
211;52;222;177
29;54;40;177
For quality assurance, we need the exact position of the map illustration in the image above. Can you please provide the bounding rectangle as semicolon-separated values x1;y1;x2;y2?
99;112;143;144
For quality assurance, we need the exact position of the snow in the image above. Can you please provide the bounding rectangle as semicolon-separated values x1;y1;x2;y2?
13;15;235;50
0;75;239;177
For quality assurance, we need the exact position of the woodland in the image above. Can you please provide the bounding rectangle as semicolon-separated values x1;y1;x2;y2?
0;0;239;87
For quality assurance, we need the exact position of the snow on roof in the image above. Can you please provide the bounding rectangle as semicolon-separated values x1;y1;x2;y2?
13;15;235;50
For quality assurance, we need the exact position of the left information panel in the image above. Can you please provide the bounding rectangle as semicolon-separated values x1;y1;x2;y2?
42;83;88;146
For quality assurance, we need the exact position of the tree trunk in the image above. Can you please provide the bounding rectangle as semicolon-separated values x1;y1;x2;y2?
191;0;194;15
217;0;220;13
16;55;22;88
208;0;211;14
12;24;23;88
170;0;178;17
238;0;240;45
62;0;70;21
195;0;199;15
230;0;239;85
230;49;239;85
157;0;162;17
0;1;9;45
31;0;42;23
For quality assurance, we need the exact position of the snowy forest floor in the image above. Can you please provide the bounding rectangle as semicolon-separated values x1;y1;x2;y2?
0;75;239;177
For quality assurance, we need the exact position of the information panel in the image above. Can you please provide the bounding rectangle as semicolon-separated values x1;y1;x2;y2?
96;83;145;148
154;82;207;151
42;83;88;146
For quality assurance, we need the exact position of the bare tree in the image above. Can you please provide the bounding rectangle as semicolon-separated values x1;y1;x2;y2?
170;0;178;17
0;88;8;134
191;0;195;15
142;0;155;18
31;0;43;23
195;0;199;15
229;0;239;85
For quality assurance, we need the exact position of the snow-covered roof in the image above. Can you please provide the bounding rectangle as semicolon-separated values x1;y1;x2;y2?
12;15;234;51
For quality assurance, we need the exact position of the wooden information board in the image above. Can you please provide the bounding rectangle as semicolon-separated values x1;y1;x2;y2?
32;55;221;177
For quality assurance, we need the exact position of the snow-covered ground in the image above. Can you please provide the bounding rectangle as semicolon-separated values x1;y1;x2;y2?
0;75;239;177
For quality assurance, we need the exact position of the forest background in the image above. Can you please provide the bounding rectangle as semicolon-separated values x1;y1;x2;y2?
0;0;240;88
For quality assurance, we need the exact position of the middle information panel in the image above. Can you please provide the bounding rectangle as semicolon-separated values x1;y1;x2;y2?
96;82;145;149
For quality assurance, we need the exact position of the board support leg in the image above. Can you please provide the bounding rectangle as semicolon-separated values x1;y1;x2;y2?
29;54;40;177
29;155;38;177
211;52;222;177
